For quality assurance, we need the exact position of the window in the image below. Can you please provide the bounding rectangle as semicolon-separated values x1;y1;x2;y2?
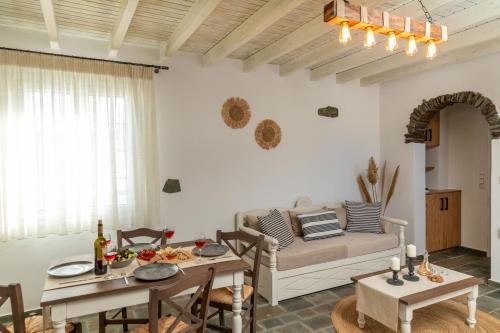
0;51;159;241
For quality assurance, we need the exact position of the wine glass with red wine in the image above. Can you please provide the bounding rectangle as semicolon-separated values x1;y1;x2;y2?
194;233;207;263
164;226;175;245
104;251;117;279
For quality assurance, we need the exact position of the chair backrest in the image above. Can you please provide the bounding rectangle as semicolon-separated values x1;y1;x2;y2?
216;230;264;299
147;267;216;333
117;228;166;248
0;284;25;333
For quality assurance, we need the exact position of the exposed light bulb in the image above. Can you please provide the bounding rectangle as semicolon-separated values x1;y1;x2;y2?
426;40;437;59
363;27;376;48
386;31;398;52
339;21;351;44
405;35;418;56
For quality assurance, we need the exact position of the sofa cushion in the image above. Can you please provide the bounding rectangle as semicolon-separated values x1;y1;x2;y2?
258;209;295;249
245;209;291;233
272;236;348;270
253;231;399;271
289;205;326;237
345;201;384;234
298;210;344;241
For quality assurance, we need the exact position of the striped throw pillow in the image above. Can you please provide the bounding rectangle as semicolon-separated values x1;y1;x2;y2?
297;211;344;241
258;209;295;249
345;201;384;234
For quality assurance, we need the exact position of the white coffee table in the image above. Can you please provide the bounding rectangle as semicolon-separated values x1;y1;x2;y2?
351;268;482;333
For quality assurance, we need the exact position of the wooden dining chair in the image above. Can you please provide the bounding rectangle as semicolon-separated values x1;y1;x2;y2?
200;230;264;333
0;283;81;333
129;267;216;333
99;228;167;333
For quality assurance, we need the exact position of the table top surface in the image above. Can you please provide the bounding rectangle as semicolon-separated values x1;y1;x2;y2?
351;267;483;306
40;240;250;307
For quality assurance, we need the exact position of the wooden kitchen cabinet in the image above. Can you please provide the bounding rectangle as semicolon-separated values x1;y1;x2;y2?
425;113;440;149
426;190;461;252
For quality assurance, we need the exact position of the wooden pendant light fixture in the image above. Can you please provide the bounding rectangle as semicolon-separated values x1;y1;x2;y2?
324;0;447;59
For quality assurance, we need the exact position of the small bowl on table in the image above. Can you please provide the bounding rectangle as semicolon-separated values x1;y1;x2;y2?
112;257;135;269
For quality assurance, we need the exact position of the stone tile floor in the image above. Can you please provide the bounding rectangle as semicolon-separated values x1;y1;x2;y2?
5;247;500;332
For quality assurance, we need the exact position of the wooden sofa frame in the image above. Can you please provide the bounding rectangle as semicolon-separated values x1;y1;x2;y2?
236;199;408;306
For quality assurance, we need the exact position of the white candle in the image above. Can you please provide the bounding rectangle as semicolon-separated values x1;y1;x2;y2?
390;257;400;271
407;244;416;258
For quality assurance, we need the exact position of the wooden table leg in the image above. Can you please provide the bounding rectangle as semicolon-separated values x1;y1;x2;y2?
399;304;413;333
51;304;67;333
467;285;478;328
357;312;366;328
232;284;243;333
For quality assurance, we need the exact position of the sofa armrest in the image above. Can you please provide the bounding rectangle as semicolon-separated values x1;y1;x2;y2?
239;225;279;251
381;216;407;265
381;216;408;226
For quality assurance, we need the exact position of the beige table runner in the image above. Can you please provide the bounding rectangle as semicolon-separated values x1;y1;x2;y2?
43;246;240;291
356;265;471;332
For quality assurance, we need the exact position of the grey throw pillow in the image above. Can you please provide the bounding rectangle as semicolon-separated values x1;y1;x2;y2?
297;210;344;241
345;201;384;234
258;209;295;249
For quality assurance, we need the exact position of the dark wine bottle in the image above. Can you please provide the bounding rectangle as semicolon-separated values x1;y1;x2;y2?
94;219;107;275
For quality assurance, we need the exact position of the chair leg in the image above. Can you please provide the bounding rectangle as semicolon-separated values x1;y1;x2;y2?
158;301;162;318
121;308;129;332
251;306;257;333
98;312;106;333
218;309;225;327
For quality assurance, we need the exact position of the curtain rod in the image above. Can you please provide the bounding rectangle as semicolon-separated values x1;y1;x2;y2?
0;46;169;73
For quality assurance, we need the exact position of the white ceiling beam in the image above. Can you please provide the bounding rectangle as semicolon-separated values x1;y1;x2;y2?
337;16;500;84
162;0;222;59
349;0;386;6
202;0;308;67
335;5;500;84
242;0;386;72
243;15;333;72
39;0;59;49
314;0;500;81
360;35;500;86
109;0;140;57
279;0;452;77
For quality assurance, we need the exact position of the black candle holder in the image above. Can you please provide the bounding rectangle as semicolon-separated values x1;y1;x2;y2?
403;256;420;282
386;269;404;286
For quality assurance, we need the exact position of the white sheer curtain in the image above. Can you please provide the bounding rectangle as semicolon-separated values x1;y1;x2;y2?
0;50;159;241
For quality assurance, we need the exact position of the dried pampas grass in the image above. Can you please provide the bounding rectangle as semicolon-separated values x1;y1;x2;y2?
384;165;400;214
367;157;378;201
356;158;400;214
357;176;373;203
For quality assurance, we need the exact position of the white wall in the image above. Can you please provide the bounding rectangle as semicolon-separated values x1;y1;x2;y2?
491;140;500;282
379;51;500;282
425;104;490;252
0;27;381;313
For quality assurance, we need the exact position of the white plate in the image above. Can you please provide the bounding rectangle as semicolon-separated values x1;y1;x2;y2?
47;261;94;278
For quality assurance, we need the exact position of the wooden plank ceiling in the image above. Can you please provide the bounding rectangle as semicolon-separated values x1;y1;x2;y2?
0;0;498;85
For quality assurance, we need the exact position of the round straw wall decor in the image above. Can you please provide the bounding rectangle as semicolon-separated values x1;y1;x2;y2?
255;119;281;150
221;97;251;129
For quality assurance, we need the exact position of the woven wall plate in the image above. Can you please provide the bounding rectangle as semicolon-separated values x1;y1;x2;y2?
255;119;281;150
221;97;251;129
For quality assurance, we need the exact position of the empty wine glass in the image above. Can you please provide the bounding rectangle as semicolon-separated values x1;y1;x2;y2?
105;233;112;248
194;233;207;264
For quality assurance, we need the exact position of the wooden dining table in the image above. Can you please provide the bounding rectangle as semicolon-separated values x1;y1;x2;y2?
40;240;250;333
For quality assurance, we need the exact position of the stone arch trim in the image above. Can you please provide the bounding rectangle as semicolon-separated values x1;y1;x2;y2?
405;91;500;143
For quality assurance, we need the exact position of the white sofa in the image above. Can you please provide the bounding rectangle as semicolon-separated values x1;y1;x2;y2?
236;197;408;306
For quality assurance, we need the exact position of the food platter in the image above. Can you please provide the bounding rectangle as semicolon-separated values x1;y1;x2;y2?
47;261;94;278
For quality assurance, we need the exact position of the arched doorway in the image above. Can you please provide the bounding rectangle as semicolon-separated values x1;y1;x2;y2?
404;91;499;258
404;91;500;144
